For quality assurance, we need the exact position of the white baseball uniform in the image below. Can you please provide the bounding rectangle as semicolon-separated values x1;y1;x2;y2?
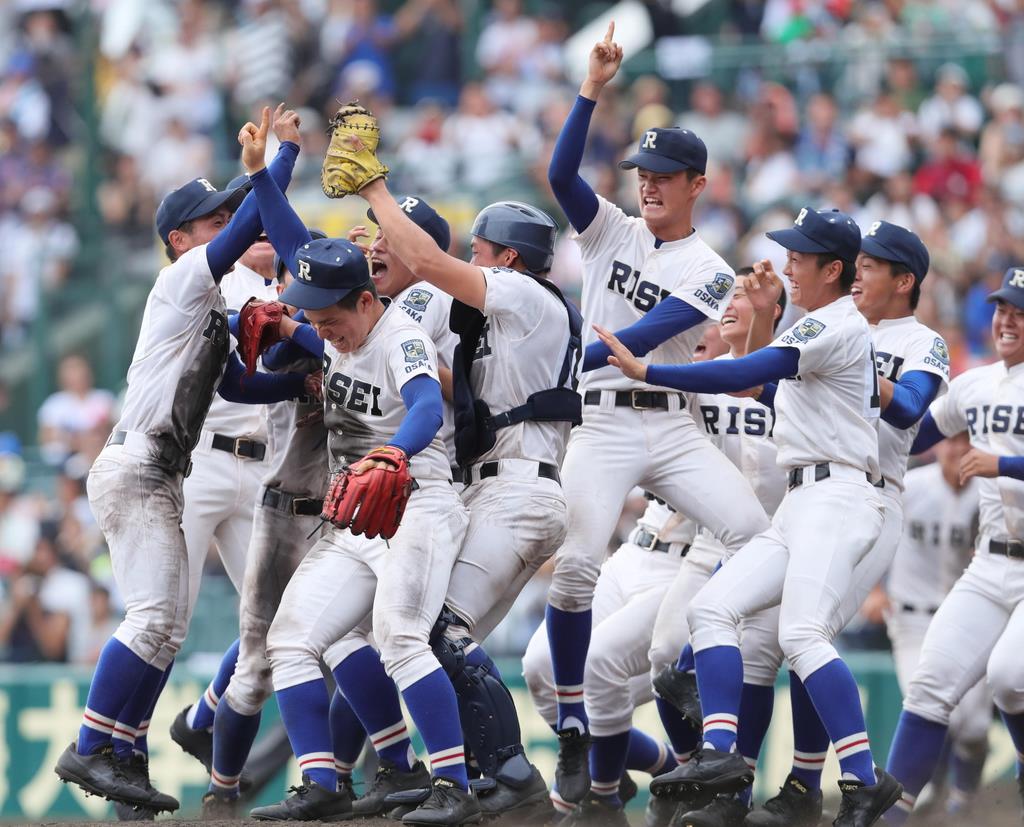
687;295;885;683
901;361;1024;725
549;195;769;616
885;463;990;750
524;498;695;737
86;244;230;671
181;263;279;603
223;348;329;717
267;304;468;693
443;267;573;638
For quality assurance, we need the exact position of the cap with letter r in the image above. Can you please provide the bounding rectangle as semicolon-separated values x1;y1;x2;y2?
987;266;1024;310
274;228;327;280
766;207;861;264
155;177;248;245
618;127;707;175
366;195;451;252
278;238;371;310
860;220;930;283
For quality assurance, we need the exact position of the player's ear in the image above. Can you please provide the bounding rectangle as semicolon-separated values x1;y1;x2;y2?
689;174;707;199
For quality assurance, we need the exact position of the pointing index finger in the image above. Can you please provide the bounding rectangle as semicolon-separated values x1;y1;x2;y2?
605;20;615;43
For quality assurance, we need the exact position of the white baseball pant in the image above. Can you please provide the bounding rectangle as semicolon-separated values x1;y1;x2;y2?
549;403;769;613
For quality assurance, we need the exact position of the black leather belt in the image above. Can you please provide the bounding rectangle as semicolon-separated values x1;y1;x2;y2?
899;603;938;615
262;487;323;516
211;433;266;461
468;461;560;485
632;528;691;556
787;462;884;490
107;430;191;476
989;539;1024;559
583;390;682;410
451;466;464;484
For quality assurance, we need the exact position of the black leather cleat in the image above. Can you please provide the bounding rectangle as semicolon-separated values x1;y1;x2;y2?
558;796;630;827
401;776;482;826
654;665;703;732
54;742;169;809
555;728;592;805
170;705;213;771
249;774;354;821
201;790;239;820
645;793;682;827
832;769;902;827
620;771;638;805
472;753;550;817
113;801;156;821
672;795;749;827
355;758;431;816
744;774;822;826
119;753;179;813
650;749;754;799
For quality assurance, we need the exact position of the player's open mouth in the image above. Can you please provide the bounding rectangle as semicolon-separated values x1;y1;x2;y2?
643;197;663;207
371;258;387;280
721;315;737;326
851;286;863;298
999;332;1019;343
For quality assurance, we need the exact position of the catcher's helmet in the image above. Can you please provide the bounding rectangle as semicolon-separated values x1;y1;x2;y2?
471;201;557;274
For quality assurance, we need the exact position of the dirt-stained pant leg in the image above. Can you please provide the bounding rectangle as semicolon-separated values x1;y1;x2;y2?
373;480;470;690
446;469;566;632
224;499;324;716
87;446;190;672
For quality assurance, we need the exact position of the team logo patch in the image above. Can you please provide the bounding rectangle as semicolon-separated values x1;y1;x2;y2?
402;339;427;362
930;337;950;365
705;273;734;301
402;288;433;312
791;318;826;342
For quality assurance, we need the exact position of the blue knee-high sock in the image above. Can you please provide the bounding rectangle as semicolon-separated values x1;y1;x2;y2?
189;638;240;731
949;745;985;800
789;672;830;789
626;727;674;775
330;689;366;779
332;647;414;771
802;659;875;785
134;660;173;757
589;731;630;805
276;678;336;790
999;708;1024;775
656;697;699;762
112;663;167;760
401;668;468;789
693;646;744;753
735;683;775;806
676;643;696;673
78;638;152;755
210;698;262;798
883;710;949;825
545;605;591;733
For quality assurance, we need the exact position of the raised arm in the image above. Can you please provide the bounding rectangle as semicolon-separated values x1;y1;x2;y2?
581;297;708;371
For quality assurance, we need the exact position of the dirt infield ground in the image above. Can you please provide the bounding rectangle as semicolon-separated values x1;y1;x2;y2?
24;782;1024;827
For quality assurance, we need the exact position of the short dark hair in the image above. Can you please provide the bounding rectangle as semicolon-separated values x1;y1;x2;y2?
335;278;378;311
815;253;856;292
889;264;920;310
164;219;196;262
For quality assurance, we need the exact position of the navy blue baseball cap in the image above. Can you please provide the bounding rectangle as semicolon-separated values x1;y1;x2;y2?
155;177;248;244
278;238;371;310
860;220;930;283
766;207;861;263
366;195;451;252
274;228;327;280
619;127;707;175
987;267;1024;310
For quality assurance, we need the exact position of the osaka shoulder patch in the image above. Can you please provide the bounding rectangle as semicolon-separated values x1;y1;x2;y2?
402;339;427;362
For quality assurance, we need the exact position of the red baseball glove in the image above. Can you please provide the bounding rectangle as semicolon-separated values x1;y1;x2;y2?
236;298;285;375
321;446;413;540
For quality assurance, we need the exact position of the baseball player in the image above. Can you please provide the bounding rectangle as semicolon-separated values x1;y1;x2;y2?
675;222;948;827
53;107;307;811
354;180;580;819
880;435;989;817
544;22;769;802
597;207;903;827
239;151;475;825
882;266;1024;825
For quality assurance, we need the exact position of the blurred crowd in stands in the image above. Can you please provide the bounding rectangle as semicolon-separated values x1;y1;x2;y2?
3;0;1024;661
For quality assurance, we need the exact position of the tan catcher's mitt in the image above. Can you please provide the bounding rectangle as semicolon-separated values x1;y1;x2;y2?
321;101;389;198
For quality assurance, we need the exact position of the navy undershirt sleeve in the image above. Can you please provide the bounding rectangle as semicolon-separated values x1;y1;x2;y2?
646;346;800;393
909;411;945;454
998;456;1024;480
583;298;709;372
548;95;600;233
217;353;307;403
388;374;443;456
880;371;943;430
249;166;312;280
758;382;778;409
206;141;299;281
